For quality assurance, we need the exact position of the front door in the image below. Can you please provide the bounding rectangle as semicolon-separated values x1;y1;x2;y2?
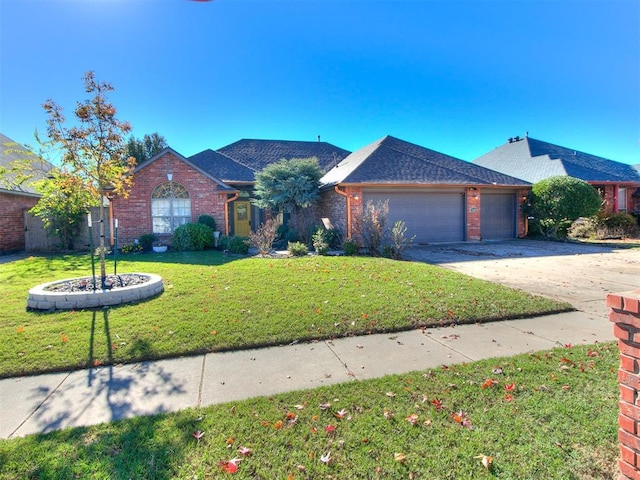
234;201;251;236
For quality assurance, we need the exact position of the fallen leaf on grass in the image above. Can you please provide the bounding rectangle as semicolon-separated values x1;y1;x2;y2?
394;452;407;462
320;451;331;464
474;454;494;469
406;414;419;426
218;458;241;474
238;446;252;456
192;430;205;442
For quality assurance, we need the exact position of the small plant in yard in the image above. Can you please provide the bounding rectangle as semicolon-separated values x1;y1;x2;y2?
0;343;618;478
120;242;142;254
223;236;250;254
137;233;157;252
287;241;308;256
342;238;359;256
362;199;389;255
249;218;279;255
312;227;329;255
389;220;415;259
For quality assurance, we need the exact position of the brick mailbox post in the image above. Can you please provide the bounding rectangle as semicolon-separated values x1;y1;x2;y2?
608;289;640;480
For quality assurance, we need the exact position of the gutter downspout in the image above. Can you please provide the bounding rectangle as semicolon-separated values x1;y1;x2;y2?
334;185;351;239
225;193;239;236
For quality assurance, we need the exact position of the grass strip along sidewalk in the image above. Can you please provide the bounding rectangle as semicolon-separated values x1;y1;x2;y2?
1;252;571;378
0;343;618;479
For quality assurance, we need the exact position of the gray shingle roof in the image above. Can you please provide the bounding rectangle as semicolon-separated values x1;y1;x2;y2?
0;133;53;196
217;139;351;175
321;135;531;187
189;149;255;183
473;136;640;184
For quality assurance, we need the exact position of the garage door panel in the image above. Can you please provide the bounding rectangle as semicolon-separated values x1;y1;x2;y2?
481;193;515;240
364;191;464;243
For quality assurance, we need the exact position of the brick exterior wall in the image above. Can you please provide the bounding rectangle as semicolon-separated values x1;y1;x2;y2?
0;192;39;253
112;152;229;245
466;188;481;241
608;289;640;479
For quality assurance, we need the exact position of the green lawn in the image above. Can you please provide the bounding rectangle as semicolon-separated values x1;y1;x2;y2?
1;251;571;378
0;343;618;479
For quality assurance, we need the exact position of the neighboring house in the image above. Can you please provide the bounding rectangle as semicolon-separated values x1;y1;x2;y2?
0;133;52;253
473;135;640;216
319;135;531;243
112;140;350;244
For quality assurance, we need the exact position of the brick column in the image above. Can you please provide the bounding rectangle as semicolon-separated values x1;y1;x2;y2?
608;289;640;479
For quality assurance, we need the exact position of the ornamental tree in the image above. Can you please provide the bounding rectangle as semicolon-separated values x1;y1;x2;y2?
529;175;602;239
40;71;135;287
252;157;323;214
126;132;168;164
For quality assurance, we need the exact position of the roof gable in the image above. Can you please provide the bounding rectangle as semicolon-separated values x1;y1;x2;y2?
0;133;53;196
321;135;531;187
135;147;236;191
474;136;640;184
217;139;350;175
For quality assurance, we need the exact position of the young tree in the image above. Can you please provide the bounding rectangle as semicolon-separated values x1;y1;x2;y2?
529;175;602;239
126;133;168;164
252;157;323;214
41;71;135;287
30;169;95;250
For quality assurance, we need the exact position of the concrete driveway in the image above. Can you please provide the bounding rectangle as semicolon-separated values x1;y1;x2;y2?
404;240;639;318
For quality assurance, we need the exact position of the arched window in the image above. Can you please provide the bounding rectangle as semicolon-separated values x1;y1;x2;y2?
151;181;191;234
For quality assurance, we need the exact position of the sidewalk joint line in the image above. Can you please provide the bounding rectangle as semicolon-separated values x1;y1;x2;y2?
197;355;206;407
9;371;72;438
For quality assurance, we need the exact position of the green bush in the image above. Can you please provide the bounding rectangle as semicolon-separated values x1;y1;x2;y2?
597;212;639;239
197;214;217;232
172;223;214;251
325;228;342;249
287;241;308;257
137;233;157;252
222;236;250;254
529;176;602;239
343;238;359;256
121;243;143;254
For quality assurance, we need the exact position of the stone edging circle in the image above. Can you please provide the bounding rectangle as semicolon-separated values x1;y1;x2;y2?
27;273;164;310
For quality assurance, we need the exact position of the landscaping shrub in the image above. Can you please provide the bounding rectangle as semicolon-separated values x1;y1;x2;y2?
250;218;279;255
137;233;157;252
121;242;142;254
389;220;415;259
287;241;308;256
324;228;342;249
223;236;250;254
362;199;389;254
311;227;329;255
172;223;214;251
197;214;217;232
597;212;639;239
569;213;639;240
343;238;359;256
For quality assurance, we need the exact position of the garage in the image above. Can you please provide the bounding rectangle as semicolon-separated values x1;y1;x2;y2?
364;189;465;243
480;191;516;240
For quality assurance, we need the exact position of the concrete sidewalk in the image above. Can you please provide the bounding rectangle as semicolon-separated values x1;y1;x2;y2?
1;309;613;439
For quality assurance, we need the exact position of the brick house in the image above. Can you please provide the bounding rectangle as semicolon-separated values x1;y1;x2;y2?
113;135;532;246
319;136;531;243
0;133;52;253
473;135;640;217
112;140;350;245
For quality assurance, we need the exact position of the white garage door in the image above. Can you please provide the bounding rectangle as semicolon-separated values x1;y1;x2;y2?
481;192;516;240
364;190;465;243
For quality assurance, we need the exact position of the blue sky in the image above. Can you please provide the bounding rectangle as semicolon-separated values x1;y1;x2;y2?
1;0;638;165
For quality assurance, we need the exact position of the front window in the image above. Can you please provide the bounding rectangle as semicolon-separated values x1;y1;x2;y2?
618;187;627;212
151;181;191;234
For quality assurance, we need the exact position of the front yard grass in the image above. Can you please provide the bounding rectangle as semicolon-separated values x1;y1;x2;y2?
0;343;618;479
0;251;571;378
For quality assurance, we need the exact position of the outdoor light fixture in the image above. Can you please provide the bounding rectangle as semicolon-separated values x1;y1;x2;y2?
167;173;173;181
